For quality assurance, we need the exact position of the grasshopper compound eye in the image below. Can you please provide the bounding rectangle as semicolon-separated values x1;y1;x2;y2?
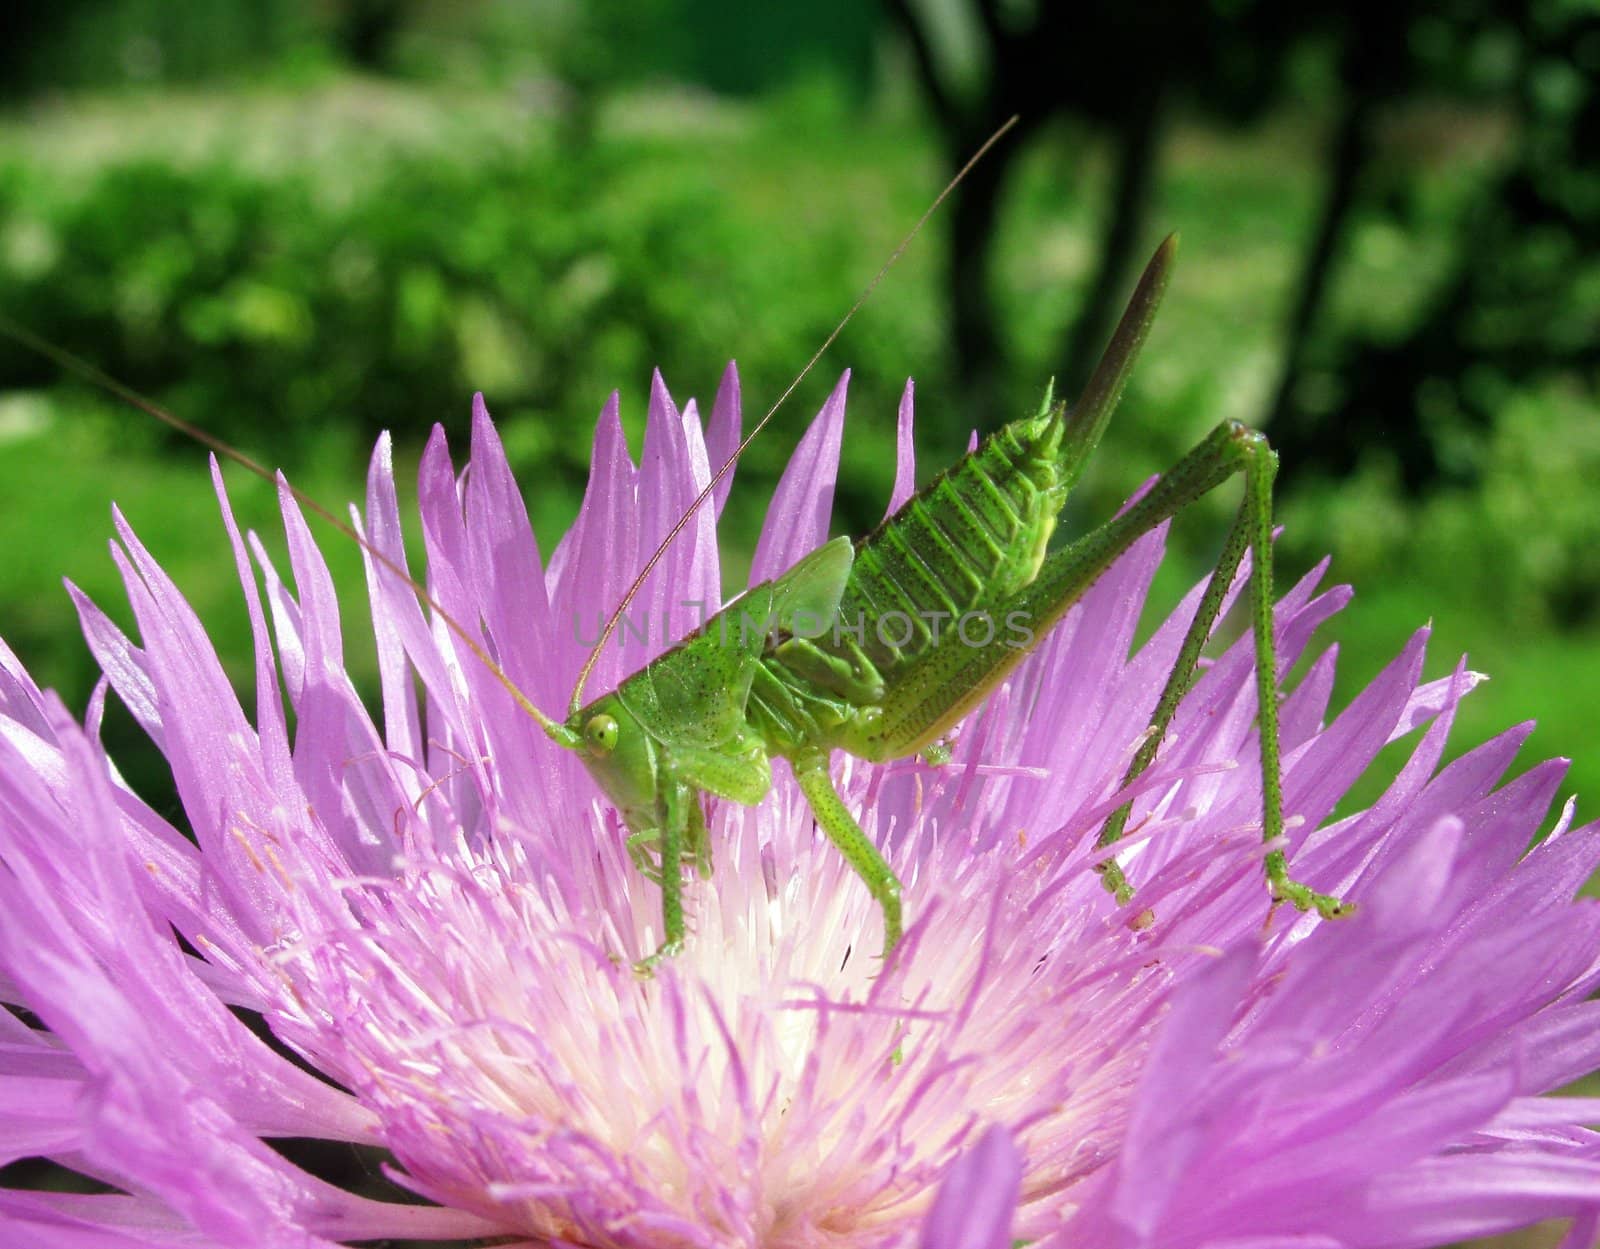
584;714;620;755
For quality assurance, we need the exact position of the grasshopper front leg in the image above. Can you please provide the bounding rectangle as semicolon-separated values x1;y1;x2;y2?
630;792;713;883
793;750;904;958
634;779;693;974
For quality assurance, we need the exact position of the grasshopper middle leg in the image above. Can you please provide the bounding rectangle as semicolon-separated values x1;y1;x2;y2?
793;750;904;958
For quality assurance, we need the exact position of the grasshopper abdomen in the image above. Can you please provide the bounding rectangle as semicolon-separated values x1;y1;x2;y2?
754;396;1073;765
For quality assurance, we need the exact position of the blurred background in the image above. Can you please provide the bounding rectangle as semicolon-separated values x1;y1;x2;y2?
1;3;1597;1241
0;0;1596;833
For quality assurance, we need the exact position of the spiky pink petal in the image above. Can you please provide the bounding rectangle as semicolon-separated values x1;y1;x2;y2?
2;369;1596;1249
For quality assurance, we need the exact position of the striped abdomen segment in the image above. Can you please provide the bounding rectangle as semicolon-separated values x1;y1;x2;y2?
833;405;1068;680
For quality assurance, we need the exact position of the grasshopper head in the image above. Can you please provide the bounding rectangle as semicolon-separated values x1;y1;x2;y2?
565;692;659;826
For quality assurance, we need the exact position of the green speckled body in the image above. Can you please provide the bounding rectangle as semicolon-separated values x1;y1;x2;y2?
558;237;1349;969
747;399;1072;764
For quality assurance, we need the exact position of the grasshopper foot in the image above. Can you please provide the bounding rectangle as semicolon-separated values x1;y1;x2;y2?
1272;877;1356;921
1094;863;1158;933
630;940;681;978
876;922;903;967
632;940;684;979
1095;859;1136;907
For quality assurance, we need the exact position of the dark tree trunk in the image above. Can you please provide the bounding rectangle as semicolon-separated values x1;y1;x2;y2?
1059;89;1165;394
1265;85;1376;483
335;0;409;69
947;136;1016;425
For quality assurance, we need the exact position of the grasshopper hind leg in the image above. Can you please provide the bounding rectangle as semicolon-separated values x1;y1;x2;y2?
1074;423;1352;921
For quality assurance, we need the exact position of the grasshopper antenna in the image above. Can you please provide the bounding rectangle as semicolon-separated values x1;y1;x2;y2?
0;314;581;748
567;114;1021;715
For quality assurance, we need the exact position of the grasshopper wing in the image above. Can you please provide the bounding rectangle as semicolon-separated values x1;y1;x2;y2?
765;535;854;637
615;536;854;753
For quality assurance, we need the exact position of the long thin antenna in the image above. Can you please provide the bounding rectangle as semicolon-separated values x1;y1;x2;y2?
0;314;579;747
567;114;1021;714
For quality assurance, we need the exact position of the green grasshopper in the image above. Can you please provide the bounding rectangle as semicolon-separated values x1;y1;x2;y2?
5;236;1351;974
515;236;1351;967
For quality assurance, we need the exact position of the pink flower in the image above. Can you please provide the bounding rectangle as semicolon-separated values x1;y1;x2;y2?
2;366;1597;1248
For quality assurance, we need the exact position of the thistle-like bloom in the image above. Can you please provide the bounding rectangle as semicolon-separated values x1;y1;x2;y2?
2;368;1599;1249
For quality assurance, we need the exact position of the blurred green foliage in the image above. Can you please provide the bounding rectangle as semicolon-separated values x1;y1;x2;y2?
0;0;1595;833
0;84;944;750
